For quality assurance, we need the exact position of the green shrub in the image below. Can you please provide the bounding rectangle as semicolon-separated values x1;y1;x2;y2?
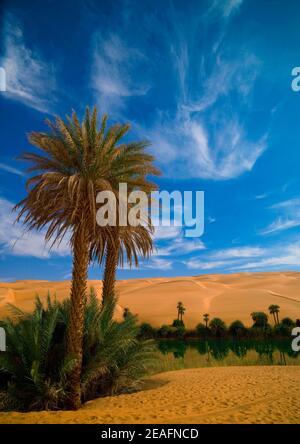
251;312;268;328
273;323;292;337
0;290;156;411
209;318;227;337
138;323;156;339
172;319;185;329
0;296;71;411
157;325;177;338
228;320;247;338
196;322;210;337
281;317;295;327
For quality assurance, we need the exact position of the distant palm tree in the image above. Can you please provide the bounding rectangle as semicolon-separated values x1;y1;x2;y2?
123;307;130;318
251;311;268;328
209;317;227;337
203;313;209;328
178;303;186;321
268;304;280;325
177;302;183;320
123;307;133;319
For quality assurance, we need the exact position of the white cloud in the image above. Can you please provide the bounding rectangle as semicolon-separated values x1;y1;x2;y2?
183;246;265;270
87;1;265;182
184;258;238;270
0;197;70;259
206;0;244;19
260;218;300;235
210;246;265;260
153;225;182;240
91;34;150;113
260;198;300;235
146;44;266;180
222;0;244;18
155;237;205;256
271;198;300;211
182;54;260;114
1;13;56;113
148;111;266;180
0;163;25;177
255;193;268;200
183;241;300;273
144;257;173;270
230;243;300;271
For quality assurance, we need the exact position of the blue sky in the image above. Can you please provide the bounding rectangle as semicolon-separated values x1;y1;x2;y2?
1;0;300;281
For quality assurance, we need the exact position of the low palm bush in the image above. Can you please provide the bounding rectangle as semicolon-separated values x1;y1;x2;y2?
209;318;227;338
228;320;247;338
0;289;156;411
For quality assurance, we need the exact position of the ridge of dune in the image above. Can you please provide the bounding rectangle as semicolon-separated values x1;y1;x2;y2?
0;272;300;326
0;366;299;424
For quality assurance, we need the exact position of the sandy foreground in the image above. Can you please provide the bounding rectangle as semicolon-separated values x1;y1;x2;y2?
1;271;300;326
0;366;299;424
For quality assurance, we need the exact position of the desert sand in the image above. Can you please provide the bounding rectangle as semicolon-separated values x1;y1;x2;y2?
0;366;299;424
1;272;300;326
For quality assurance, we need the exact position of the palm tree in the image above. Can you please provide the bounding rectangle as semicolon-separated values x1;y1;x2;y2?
203;313;209;328
177;302;183;320
93;223;156;306
268;304;280;325
0;290;156;410
209;318;227;337
92;134;160;305
178;303;186;321
15;108;156;409
251;311;268;328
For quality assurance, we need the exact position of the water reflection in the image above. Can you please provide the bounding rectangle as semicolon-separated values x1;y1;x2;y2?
157;340;300;368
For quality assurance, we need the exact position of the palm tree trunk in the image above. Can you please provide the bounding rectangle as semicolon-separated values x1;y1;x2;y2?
273;313;277;325
102;237;119;305
276;312;280;325
66;224;89;410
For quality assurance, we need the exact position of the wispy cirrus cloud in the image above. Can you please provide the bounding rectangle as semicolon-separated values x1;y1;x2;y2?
184;258;238;270
147;56;267;179
260;218;300;235
86;0;265;181
209;246;265;260
155;237;205;257
184;241;300;273
255;193;268;200
206;0;244;19
184;245;264;270
0;13;57;113
0;163;25;177
260;198;300;235
91;34;150;114
0;197;70;259
230;242;300;271
145;5;267;180
144;257;173;270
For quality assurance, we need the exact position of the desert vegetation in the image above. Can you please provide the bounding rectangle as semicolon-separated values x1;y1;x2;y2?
138;303;300;340
0;290;156;412
0;108;160;411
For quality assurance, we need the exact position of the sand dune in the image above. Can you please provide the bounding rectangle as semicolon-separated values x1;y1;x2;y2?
0;272;300;326
1;366;299;424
